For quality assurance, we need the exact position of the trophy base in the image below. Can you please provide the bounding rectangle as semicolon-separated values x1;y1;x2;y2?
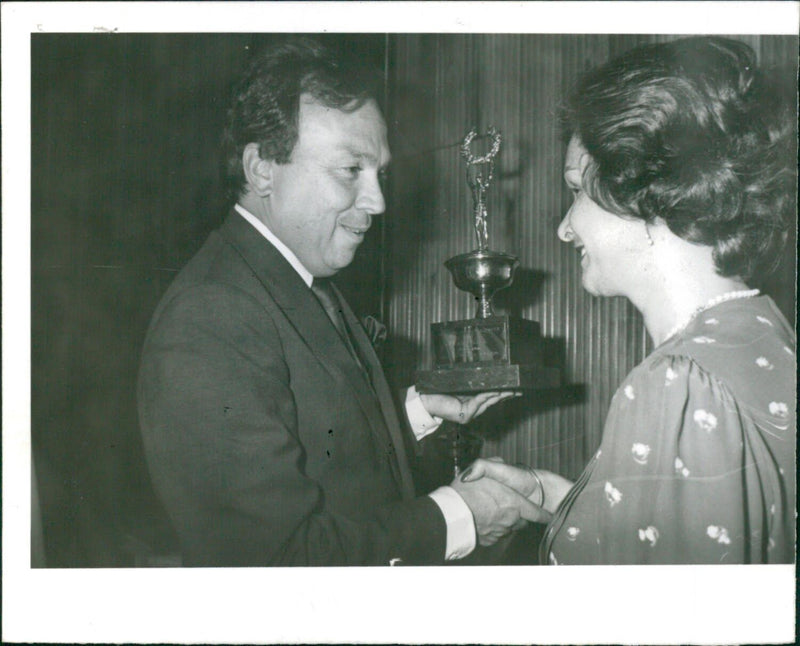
415;314;560;394
415;363;560;394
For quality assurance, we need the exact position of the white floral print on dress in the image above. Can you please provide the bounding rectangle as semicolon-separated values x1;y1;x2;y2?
755;356;774;370
769;402;789;418
707;525;731;545
549;552;558;565
638;526;659;547
631;443;651;465
704;318;719;325
784;346;794;356
604;481;622;507
624;385;635;400
756;316;773;326
693;409;718;432
665;366;677;385
566;527;580;541
692;336;716;344
674;456;690;477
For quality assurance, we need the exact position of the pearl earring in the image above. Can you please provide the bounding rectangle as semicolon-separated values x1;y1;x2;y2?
645;224;654;247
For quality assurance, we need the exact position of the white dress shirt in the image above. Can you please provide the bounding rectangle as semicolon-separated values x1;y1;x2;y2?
234;204;476;560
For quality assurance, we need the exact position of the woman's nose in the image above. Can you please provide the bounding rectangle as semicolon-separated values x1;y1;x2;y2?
557;213;574;242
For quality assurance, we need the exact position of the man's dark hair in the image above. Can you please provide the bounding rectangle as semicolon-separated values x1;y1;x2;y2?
222;38;382;203
561;36;796;281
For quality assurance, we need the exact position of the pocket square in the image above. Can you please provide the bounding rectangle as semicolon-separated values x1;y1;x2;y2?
362;315;388;350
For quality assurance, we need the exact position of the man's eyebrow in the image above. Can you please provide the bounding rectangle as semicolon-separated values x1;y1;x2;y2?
341;146;375;162
339;145;390;168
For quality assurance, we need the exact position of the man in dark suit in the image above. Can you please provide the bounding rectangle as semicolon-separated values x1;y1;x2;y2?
138;39;546;566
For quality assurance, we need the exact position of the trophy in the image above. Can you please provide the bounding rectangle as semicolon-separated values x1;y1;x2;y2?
416;127;560;394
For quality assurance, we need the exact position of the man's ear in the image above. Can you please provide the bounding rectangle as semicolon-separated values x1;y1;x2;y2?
242;143;274;197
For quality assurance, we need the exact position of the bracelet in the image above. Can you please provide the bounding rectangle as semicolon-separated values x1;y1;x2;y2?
528;469;545;508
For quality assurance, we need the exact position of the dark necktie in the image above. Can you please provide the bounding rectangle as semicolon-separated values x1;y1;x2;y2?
311;280;408;495
311;278;347;339
311;279;368;375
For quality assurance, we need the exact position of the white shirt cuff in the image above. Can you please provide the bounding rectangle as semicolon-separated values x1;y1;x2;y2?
428;486;477;560
404;386;443;441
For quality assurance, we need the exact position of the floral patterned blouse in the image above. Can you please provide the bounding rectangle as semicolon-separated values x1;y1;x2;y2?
541;295;796;565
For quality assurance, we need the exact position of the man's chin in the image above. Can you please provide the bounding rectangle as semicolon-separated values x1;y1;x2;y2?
324;252;359;275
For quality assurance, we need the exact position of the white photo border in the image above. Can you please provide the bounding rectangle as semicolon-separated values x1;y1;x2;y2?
3;2;798;644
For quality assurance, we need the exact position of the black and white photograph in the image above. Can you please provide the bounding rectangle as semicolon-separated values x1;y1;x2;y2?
3;2;797;644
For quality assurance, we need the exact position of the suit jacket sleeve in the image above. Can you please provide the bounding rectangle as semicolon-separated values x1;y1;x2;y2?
138;282;447;566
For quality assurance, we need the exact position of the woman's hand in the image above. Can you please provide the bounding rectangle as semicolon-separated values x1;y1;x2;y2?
419;391;520;424
460;457;574;515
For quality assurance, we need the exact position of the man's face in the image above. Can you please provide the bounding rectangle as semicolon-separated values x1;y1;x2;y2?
264;96;390;277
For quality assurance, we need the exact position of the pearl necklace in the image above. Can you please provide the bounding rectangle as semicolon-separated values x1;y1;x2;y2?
662;288;760;343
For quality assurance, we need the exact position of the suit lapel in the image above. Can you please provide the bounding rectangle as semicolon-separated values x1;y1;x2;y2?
335;285;416;500
219;213;411;496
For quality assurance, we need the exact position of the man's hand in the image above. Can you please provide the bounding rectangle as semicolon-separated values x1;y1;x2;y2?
419;391;520;424
450;475;551;546
460;457;575;515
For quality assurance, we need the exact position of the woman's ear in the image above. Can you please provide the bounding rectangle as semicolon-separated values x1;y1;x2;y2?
242;143;274;197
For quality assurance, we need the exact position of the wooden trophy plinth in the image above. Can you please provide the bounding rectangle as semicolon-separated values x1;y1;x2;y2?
415;250;560;394
416;315;559;393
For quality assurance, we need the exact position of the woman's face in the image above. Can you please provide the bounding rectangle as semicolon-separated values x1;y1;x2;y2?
558;136;646;297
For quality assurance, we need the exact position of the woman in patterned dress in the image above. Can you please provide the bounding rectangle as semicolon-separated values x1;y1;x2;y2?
462;36;796;564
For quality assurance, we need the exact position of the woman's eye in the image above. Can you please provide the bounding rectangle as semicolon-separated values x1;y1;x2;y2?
344;166;361;177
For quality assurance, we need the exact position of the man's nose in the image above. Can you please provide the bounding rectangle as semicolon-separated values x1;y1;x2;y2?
355;174;386;215
557;212;574;242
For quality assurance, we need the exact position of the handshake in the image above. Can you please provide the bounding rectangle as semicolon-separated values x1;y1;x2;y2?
450;457;574;546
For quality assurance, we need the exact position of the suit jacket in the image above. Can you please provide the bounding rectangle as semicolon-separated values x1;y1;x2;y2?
138;212;446;566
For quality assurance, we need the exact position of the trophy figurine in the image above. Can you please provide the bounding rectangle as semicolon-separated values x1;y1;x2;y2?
416;127;560;394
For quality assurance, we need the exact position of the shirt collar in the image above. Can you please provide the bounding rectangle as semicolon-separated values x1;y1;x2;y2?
234;203;314;287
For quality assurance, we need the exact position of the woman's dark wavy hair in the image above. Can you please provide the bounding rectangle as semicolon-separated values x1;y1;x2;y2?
561;36;796;280
222;38;382;203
